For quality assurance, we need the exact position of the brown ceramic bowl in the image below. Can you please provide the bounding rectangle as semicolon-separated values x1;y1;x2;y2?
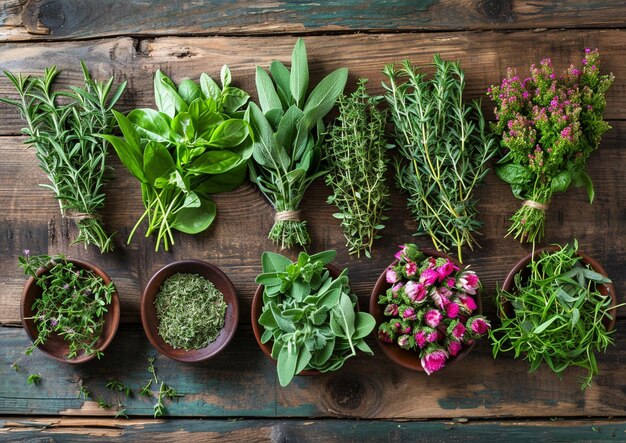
141;260;239;363
21;258;120;364
251;264;342;376
370;249;481;372
500;246;617;331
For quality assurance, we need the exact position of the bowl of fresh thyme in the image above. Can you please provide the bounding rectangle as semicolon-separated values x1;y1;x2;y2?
141;260;238;363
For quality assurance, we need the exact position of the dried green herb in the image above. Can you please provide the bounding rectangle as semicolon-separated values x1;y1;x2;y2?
491;241;621;389
155;273;227;350
324;79;391;258
383;55;497;262
1;63;126;253
27;374;41;385
19;252;115;360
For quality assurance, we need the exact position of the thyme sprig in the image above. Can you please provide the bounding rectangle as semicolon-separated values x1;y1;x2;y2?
383;55;497;262
1;63;126;253
324;79;391;258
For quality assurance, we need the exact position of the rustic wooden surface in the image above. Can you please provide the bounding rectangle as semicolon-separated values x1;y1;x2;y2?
1;1;625;441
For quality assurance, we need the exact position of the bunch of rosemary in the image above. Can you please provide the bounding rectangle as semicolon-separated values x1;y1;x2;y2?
249;38;348;249
324;79;391;258
383;55;497;262
1;63;126;253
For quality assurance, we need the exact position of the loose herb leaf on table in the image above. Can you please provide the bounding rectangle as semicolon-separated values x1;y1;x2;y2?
324;79;391;258
102;66;253;251
1;63;126;253
249;38;348;249
256;250;375;387
383;55;497;262
490;241;619;389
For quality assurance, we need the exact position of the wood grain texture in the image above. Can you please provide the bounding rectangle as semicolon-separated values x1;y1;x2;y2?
0;30;625;138
1;116;624;324
0;324;625;419
1;417;625;442
1;0;625;42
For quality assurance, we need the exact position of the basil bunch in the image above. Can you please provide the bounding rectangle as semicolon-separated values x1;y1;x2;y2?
256;250;375;387
249;38;348;249
102;67;253;251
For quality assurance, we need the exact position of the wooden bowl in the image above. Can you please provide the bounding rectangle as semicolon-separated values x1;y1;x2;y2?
21;258;120;364
251;264;341;376
369;249;481;372
141;260;239;363
500;246;617;331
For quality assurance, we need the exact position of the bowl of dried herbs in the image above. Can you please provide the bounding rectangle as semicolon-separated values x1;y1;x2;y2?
141;260;238;362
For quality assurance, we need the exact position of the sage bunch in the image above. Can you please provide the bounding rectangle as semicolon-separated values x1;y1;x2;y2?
2;63;126;253
324;79;391;258
249;38;348;249
383;55;497;262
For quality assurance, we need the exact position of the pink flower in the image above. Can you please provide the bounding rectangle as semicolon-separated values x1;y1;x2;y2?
405;261;417;277
448;340;463;357
458;271;480;295
384;303;399;316
397;334;411;350
394;245;407;260
451;322;466;340
436;260;458;281
414;331;427;349
402;307;417;321
431;287;451;310
386;267;399;284
445;302;460;319
420;268;439;286
446;278;456;288
378;327;393;343
427;330;439;343
424;309;443;328
468;317;490;336
458;294;477;313
421;349;449;375
391;282;403;299
405;281;427;303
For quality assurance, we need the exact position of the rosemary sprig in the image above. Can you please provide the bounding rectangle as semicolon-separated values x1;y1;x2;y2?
324;79;391;258
1;63;126;253
383;55;497;262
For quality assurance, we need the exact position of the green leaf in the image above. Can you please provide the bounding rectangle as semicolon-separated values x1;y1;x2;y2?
111;109;141;154
200;73;221;102
193;162;247;194
256;67;283;113
270;60;293;108
496;163;529;185
314;337;335;366
355;339;373;355
551;170;572;193
99;134;147;183
572;169;595;203
571;307;580;329
276;105;303;150
581;268;611;283
208;119;250;148
221;65;232;88
308;250;337;265
261;251;293;273
290;38;309;107
128;109;176;143
222;87;250;114
177;79;201;105
249;103;289;170
259;306;278;329
143;141;175;186
533;316;559;334
171;196;216;234
154;70;187;117
299;68;348;132
352;312;375;340
295;346;312;374
277;345;298;387
171;112;195;141
270;303;296;333
188;150;240;175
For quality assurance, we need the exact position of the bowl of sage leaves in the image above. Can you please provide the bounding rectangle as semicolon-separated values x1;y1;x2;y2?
141;260;238;363
490;241;618;389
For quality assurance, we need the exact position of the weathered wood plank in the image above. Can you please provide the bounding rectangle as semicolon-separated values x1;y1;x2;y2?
1;417;625;442
0;324;625;418
1;119;625;324
1;0;625;42
0;31;625;138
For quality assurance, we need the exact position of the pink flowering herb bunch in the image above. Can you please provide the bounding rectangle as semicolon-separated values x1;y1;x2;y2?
488;49;614;243
377;244;489;374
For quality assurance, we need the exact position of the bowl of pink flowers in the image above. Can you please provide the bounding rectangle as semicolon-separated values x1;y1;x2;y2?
370;244;490;374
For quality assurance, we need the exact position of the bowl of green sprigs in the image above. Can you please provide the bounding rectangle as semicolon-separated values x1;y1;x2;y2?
141;260;239;363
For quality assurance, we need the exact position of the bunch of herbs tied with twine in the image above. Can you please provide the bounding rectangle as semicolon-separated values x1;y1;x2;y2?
383;55;497;262
324;79;391;258
1;63;126;253
249;38;348;249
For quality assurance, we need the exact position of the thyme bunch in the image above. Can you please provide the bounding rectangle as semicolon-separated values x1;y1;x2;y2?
155;273;227;350
324;79;391;258
383;55;497;262
1;63;126;253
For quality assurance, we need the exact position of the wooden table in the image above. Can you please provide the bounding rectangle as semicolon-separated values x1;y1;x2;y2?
1;1;626;441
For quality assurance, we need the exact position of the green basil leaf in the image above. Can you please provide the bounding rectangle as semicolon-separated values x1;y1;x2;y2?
143;141;175;186
256;66;283;113
495;163;529;185
171;112;195;141
99;134;147;183
188;150;240;174
208;119;250;148
181;191;201;209
261;251;293;273
200;73;221;102
128;108;176;143
154;70;187;117
111;109;140;154
177;79;201;105
193;162;247;194
572;168;595;203
222;87;250;114
551;170;572;193
171;196;216;234
270;60;293;108
220;65;232;88
290;38;309;107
